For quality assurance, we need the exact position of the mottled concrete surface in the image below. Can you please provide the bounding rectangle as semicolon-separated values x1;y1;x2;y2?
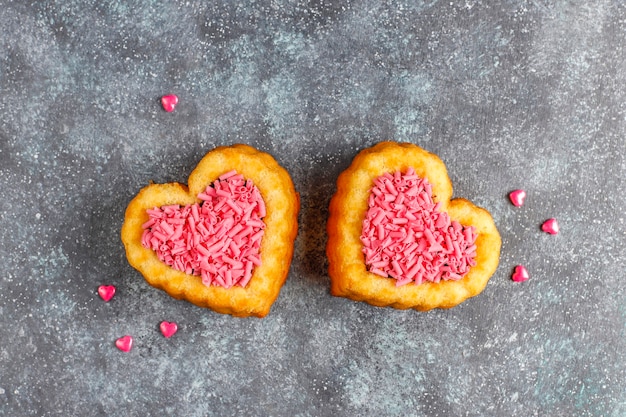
0;1;624;416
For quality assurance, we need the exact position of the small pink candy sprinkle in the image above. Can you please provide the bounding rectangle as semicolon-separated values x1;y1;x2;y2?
161;94;178;112
98;285;116;302
115;335;133;352
511;265;529;282
541;218;559;235
160;321;178;338
509;190;526;207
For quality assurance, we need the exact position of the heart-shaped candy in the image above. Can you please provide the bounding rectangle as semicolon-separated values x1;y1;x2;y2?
98;285;116;302
115;335;133;352
160;321;178;338
541;218;559;235
511;265;529;282
121;145;299;317
509;189;526;207
161;94;178;112
327;142;501;311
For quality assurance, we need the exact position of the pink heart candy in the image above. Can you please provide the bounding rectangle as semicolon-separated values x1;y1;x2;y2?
115;335;133;352
161;94;178;112
98;285;116;302
509;189;526;207
512;265;529;282
160;321;178;338
541;218;559;235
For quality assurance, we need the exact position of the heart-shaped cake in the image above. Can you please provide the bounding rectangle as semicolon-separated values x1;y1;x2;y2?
121;144;299;317
326;142;501;311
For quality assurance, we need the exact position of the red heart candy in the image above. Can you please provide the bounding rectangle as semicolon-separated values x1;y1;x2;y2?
115;335;133;352
98;285;116;302
541;218;559;235
160;321;178;338
509;189;526;207
161;94;178;112
512;265;529;282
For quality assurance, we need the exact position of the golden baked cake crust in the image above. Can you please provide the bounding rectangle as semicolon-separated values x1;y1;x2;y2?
326;141;501;311
121;144;299;318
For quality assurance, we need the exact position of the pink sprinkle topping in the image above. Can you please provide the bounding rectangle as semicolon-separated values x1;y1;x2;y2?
161;94;178;112
509;189;526;207
361;168;478;286
541;218;559;235
141;171;265;289
511;265;529;282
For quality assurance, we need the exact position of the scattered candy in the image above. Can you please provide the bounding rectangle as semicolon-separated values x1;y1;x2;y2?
541;218;559;235
115;335;133;352
509;190;526;207
511;265;529;282
160;321;178;338
98;285;116;302
161;94;178;112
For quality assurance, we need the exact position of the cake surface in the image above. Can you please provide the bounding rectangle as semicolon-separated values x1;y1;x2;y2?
121;144;299;318
326;141;501;311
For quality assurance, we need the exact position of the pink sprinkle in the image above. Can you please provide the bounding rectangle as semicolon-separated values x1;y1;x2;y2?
361;168;478;285
161;94;178;112
541;218;559;235
395;277;412;287
219;170;238;180
512;265;529;282
240;261;254;287
256;196;266;218
370;268;388;277
141;218;156;229
509;190;526;207
142;171;265;289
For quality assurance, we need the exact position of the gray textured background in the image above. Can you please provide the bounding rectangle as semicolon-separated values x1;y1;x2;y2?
1;1;625;416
